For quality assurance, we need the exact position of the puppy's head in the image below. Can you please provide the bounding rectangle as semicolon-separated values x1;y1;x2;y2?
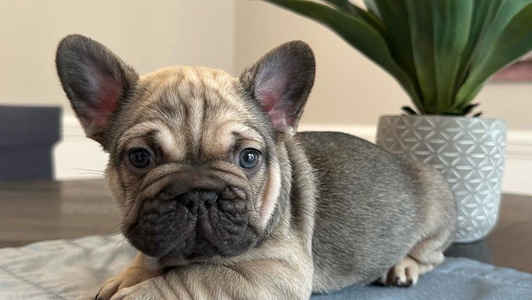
56;35;315;260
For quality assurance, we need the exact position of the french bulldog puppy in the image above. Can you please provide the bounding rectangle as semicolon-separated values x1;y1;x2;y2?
56;34;456;300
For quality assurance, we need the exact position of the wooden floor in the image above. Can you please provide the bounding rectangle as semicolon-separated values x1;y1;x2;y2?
0;180;120;247
1;179;531;274
446;193;532;273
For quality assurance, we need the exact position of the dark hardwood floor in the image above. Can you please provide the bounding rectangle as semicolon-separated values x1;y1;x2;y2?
0;180;119;247
445;193;532;273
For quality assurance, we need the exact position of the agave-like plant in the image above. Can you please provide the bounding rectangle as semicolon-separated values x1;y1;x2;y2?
264;0;532;116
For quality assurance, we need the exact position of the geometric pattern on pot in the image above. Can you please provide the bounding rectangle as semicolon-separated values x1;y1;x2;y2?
376;115;506;243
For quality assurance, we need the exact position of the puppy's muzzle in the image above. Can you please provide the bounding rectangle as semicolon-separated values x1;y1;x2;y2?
164;188;221;218
125;171;257;259
158;178;226;214
176;189;218;207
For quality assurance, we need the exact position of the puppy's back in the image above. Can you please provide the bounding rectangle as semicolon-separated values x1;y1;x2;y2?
295;131;453;292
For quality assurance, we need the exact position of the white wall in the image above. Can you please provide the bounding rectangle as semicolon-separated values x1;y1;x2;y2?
0;0;236;110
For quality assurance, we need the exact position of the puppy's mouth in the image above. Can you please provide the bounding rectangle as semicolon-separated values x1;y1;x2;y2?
124;184;260;259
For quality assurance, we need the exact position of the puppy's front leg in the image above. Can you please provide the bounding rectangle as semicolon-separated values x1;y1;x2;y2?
110;258;312;300
96;252;162;300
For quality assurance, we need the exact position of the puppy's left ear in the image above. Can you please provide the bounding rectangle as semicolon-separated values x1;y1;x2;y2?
55;34;138;148
240;41;315;137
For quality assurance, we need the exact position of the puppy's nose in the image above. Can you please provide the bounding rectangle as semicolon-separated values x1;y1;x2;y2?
176;190;219;207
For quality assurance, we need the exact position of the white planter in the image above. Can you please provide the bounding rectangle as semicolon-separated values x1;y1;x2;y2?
376;115;506;243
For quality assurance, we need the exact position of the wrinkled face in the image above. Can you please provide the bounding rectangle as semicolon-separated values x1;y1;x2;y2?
56;34;315;261
106;67;283;260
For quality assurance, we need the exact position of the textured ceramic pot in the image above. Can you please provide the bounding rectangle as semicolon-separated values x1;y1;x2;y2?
376;115;506;243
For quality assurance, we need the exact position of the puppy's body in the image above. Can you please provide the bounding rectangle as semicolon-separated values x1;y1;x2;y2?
55;35;457;299
299;132;455;291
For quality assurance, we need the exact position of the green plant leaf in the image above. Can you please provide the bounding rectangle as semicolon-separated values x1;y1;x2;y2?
362;0;379;19
364;1;418;96
404;0;436;114
264;0;532;116
455;1;502;86
456;2;532;108
470;0;531;67
431;0;472;114
323;0;384;33
463;103;479;115
264;0;423;110
401;106;418;115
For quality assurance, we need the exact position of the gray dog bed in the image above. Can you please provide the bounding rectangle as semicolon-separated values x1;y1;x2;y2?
0;235;531;299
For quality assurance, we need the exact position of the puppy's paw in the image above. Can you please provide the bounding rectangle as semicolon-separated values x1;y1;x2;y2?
106;282;151;300
379;256;420;287
105;275;175;300
95;267;160;300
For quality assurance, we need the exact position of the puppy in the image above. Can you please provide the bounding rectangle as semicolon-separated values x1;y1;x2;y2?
55;34;456;300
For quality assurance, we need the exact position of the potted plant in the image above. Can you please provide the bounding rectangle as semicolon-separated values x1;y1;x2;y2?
264;0;532;242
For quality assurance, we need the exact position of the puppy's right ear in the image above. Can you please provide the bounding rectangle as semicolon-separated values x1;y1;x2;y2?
239;41;315;139
56;34;138;148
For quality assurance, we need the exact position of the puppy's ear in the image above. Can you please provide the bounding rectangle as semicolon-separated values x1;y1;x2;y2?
56;34;138;147
240;41;315;137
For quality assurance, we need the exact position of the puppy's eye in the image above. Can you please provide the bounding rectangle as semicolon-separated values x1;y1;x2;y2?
238;148;260;169
128;148;153;169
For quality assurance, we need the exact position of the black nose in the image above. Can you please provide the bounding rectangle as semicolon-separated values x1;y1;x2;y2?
176;190;219;207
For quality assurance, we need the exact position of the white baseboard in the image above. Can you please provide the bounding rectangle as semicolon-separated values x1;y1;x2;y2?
54;115;532;196
53;115;108;180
